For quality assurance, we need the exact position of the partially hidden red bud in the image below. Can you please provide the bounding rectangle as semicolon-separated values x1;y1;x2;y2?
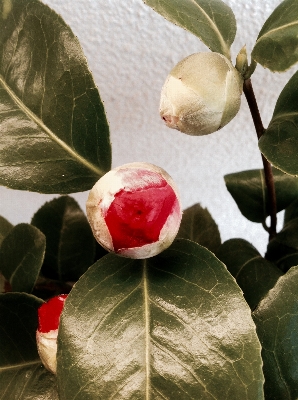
36;294;67;374
86;162;182;259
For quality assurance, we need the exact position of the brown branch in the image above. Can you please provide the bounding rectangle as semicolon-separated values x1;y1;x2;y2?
243;78;277;241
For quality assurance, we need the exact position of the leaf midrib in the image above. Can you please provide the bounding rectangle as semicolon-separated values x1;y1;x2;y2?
0;74;104;177
0;360;41;372
256;20;298;44
270;111;298;125
188;0;231;58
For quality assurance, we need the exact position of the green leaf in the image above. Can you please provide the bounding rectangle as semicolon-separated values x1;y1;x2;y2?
31;196;95;282
0;364;59;400
259;70;298;176
177;203;221;253
0;0;111;194
216;239;282;310
251;0;298;72
225;168;298;223
284;197;298;223
57;239;264;399
0;272;11;293
0;293;58;399
0;215;13;247
0;293;42;366
142;0;236;59
253;266;298;399
266;211;298;272
0;223;46;293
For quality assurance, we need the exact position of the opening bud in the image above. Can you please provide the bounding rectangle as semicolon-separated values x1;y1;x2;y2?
160;52;243;136
36;294;67;374
86;162;182;259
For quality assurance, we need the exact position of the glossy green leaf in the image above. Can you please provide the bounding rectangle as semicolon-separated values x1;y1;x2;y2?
259;70;298;176
0;215;13;247
0;223;45;293
0;293;58;399
216;239;282;310
142;0;236;59
225;168;298;223
31;196;95;282
0;364;59;400
57;239;264;399
0;0;111;194
177;203;221;253
253;266;298;399
266;211;298;272
251;0;298;72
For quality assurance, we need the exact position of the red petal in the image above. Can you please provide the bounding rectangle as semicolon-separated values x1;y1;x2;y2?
38;294;67;333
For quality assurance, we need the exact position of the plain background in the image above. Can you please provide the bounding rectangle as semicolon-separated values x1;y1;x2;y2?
1;0;296;255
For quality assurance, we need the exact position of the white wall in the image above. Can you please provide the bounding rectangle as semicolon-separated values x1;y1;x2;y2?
1;0;295;255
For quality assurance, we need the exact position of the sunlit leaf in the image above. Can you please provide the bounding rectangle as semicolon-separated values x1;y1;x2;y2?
0;0;111;194
253;266;298;399
259;70;298;175
31;196;95;281
252;0;298;71
0;223;45;293
225;168;298;222
177;203;221;252
142;0;236;59
216;239;282;310
57;239;264;399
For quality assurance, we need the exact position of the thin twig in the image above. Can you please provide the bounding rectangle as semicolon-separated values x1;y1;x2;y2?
243;78;277;241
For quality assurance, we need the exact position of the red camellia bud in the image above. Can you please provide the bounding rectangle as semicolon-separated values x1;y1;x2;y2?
86;162;182;259
36;294;67;374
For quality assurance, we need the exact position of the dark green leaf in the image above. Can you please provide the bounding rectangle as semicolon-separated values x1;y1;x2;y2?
177;203;221;253
216;239;282;310
0;0;111;194
259;70;298;176
0;293;42;367
252;0;298;72
0;215;13;248
31;196;95;282
0;223;46;293
266;215;298;272
284;196;298;224
0;364;59;400
0;293;58;399
0;272;11;293
57;239;264;399
225;168;298;223
142;0;236;59
253;266;298;399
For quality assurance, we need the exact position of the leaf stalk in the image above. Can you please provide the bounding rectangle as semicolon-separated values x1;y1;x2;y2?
243;78;277;241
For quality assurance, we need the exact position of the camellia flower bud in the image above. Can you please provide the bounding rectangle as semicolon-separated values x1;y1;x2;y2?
36;294;67;374
86;162;182;259
160;52;243;136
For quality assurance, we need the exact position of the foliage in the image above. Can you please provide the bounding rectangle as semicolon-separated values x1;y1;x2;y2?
1;0;298;398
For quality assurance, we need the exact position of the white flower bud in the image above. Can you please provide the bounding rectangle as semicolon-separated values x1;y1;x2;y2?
86;162;182;259
160;52;243;136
